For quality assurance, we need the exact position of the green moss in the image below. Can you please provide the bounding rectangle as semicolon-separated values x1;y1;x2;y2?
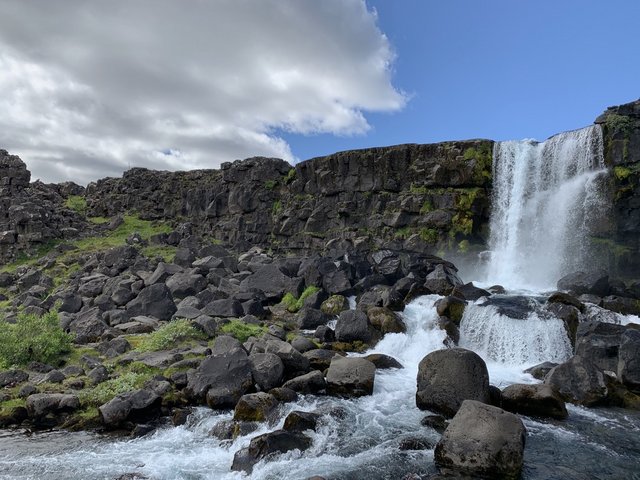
135;319;206;352
284;168;296;184
419;228;439;244
458;239;470;253
454;188;481;211
79;371;153;407
0;398;26;416
409;183;429;195
64;195;88;215
463;143;493;185
0;310;73;369
280;286;321;313
614;166;632;181
88;216;110;224
141;245;177;263
220;319;266;343
419;199;434;214
606;113;634;135
281;292;298;312
264;179;278;190
272;199;283;217
450;213;473;237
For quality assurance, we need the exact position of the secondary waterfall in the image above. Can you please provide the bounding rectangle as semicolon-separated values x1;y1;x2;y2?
486;125;608;290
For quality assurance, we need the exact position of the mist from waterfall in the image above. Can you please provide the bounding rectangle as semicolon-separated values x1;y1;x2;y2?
486;125;608;290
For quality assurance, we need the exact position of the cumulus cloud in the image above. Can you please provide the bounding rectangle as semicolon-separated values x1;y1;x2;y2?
0;0;405;184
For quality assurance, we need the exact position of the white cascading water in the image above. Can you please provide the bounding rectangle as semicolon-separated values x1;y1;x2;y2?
486;125;608;290
458;300;573;386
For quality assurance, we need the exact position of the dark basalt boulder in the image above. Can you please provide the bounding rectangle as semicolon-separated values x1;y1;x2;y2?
145;262;183;286
68;307;112;343
263;338;310;374
366;306;406;334
326;356;375;397
239;264;304;301
165;272;207;299
618;328;640;390
26;393;80;419
524;361;558;380
303;349;343;371
601;295;640;316
334;309;379;344
547;291;585;311
500;383;568;419
248;353;284;391
296;308;331;330
451;282;491;301
557;271;611;296
423;264;463;296
125;283;176;321
231;430;312;473
233;392;279;422
0;369;29;388
185;347;254;408
416;348;490;417
282;371;327;394
435;296;466;325
98;389;162;427
290;336;317;353
201;298;243;318
544;355;608;406
283;410;320;432
320;294;349;315
363;353;403;369
575;321;632;373
434;400;526;480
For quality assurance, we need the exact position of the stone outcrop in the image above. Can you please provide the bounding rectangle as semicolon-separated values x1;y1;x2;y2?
595;99;640;278
80;141;493;255
0;150;86;264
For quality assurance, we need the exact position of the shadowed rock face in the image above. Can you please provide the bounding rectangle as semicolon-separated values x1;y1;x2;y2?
81;141;493;254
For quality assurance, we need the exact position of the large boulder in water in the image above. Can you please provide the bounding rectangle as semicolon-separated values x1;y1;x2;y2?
326;356;376;397
423;264;463;296
416;348;490;417
500;383;568;419
434;400;526;480
544;355;608;406
231;429;311;473
618;328;640;390
334;309;379;344
575;321;628;373
557;271;610;296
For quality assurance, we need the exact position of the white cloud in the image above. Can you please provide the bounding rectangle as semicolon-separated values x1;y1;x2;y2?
0;0;405;184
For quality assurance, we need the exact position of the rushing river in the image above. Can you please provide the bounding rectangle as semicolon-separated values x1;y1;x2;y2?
1;294;639;480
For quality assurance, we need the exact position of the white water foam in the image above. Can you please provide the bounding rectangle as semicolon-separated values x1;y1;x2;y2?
458;301;572;386
486;125;608;291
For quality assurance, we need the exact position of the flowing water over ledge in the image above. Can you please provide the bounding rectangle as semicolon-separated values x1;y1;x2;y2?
1;295;639;480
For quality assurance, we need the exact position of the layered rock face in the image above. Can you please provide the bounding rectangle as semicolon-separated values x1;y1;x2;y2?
595;99;640;277
0;151;86;264
83;141;493;254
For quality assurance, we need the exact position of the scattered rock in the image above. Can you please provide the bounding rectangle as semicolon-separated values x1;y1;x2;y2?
416;348;490;417
326;356;375;397
231;430;312;473
233;392;279;422
501;383;568;419
434;400;526;480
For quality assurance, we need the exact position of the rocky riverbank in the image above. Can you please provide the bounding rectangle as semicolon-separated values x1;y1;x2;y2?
1;221;639;478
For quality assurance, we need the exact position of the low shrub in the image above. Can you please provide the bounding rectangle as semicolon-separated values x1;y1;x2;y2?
0;311;73;369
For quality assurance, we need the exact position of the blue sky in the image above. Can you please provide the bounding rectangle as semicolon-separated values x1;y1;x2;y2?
284;0;640;160
1;1;638;183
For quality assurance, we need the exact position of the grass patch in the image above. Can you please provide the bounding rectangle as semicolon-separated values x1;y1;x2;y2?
264;179;278;190
419;200;434;214
79;371;152;407
0;398;26;416
284;168;296;184
88;216;110;224
280;286;321;313
0;310;73;369
134;319;206;352
272;199;283;217
409;183;428;195
419;228;439;244
64;195;87;215
220;319;266;343
141;245;177;263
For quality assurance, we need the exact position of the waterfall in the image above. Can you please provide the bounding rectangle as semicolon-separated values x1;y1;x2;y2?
486;125;608;290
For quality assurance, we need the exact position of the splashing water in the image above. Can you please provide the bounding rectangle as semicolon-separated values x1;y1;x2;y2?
459;300;573;386
486;125;608;291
